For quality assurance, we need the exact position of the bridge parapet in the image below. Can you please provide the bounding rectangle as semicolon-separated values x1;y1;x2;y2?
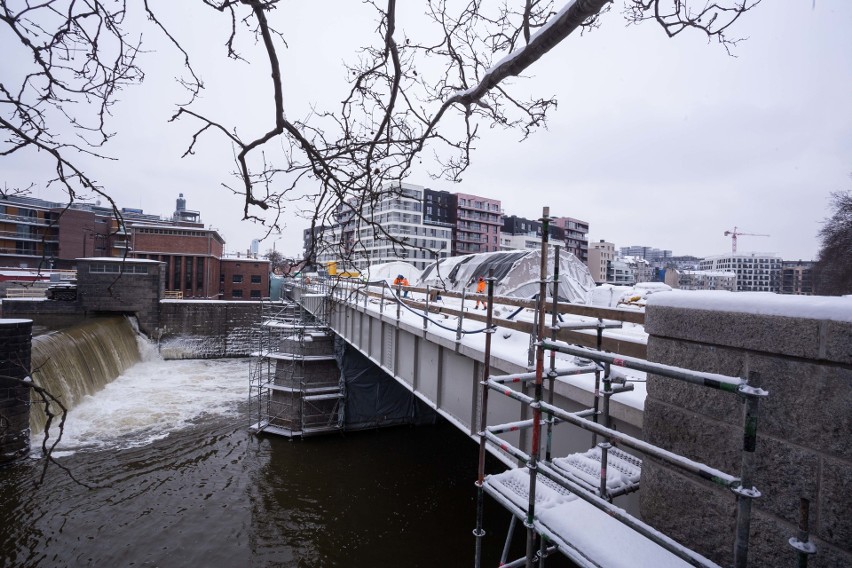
643;292;852;567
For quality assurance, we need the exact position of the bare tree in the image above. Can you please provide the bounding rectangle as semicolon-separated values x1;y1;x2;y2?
1;0;762;265
813;187;852;296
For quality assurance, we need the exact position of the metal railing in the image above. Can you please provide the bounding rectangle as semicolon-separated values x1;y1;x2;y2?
472;207;770;568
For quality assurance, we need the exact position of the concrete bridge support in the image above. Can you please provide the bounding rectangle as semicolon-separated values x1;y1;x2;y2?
0;319;33;466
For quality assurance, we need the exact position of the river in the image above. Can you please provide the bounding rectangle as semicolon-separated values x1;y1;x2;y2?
0;355;572;567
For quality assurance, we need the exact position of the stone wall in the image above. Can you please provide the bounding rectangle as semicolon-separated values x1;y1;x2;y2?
157;300;263;358
641;292;852;568
0;299;85;333
77;259;165;335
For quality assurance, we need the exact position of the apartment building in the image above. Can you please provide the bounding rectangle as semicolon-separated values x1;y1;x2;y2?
673;270;737;291
607;258;635;285
586;240;615;284
502;214;590;263
780;261;814;295
0;195;142;269
552;216;589;263
311;182;453;271
454;192;501;256
619;245;672;263
698;253;782;292
501;215;565;251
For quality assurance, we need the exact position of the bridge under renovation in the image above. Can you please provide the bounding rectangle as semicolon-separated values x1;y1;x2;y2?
245;211;852;568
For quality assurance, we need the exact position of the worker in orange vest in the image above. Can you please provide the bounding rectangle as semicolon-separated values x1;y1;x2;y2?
474;276;487;309
393;274;410;297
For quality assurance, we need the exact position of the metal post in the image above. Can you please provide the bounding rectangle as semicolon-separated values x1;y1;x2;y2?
733;371;762;568
545;245;560;463
789;497;817;566
396;283;402;321
424;285;430;330
457;288;467;342
473;269;495;568
380;282;386;313
525;207;550;568
500;516;517;566
598;441;611;500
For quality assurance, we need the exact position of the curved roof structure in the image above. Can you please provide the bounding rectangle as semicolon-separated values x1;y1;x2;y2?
417;249;596;303
362;261;422;284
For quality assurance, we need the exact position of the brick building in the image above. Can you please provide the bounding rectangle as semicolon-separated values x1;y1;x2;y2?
219;257;270;300
1;193;271;301
129;223;225;298
0;195;132;269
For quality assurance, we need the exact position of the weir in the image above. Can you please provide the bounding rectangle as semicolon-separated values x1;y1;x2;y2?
29;317;144;434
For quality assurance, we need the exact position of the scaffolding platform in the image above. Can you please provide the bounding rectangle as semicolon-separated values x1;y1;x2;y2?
551;446;642;495
249;300;344;439
250;350;337;362
249;419;342;438
483;467;693;568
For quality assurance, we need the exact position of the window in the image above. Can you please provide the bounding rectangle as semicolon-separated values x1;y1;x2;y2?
232;289;243;298
232;274;243;283
89;263;148;274
250;290;261;298
251;275;262;284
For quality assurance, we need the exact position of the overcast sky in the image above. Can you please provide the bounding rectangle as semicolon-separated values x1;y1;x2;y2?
3;1;850;261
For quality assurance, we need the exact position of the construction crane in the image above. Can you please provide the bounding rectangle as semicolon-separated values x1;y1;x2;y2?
724;226;769;253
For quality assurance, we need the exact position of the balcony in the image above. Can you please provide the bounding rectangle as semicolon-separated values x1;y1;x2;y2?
0;230;59;243
0;213;52;226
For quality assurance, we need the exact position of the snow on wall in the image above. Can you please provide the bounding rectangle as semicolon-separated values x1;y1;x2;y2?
646;290;852;323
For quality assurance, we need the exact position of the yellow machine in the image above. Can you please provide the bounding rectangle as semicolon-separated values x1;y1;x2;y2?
325;261;361;279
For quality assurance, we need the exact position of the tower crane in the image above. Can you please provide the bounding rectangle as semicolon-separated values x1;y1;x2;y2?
724;226;769;253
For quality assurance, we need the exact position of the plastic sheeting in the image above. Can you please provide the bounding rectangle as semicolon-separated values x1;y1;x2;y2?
360;261;422;285
334;337;437;430
417;248;596;303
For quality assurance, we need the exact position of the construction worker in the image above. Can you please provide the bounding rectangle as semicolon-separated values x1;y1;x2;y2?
393;274;410;297
474;276;487;309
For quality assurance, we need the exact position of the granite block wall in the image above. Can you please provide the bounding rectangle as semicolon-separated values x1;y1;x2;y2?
641;294;852;567
157;301;263;358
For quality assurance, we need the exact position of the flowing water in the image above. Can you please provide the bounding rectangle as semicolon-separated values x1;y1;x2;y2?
1;332;571;567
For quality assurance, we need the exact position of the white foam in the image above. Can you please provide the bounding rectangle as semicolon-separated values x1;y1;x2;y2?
43;357;250;454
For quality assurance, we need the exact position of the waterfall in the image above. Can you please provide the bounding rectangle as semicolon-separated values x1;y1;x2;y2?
30;317;151;434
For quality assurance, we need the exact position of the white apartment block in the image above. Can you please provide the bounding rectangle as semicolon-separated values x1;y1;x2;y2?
698;252;781;292
314;182;452;272
500;233;541;251
673;270;737;291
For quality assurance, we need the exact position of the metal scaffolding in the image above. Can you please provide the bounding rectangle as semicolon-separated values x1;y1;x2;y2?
249;298;344;438
473;207;770;568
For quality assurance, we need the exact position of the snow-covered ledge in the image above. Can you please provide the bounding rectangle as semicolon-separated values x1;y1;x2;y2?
641;291;852;568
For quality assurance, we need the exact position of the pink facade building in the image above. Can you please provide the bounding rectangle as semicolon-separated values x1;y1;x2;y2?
453;193;502;256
